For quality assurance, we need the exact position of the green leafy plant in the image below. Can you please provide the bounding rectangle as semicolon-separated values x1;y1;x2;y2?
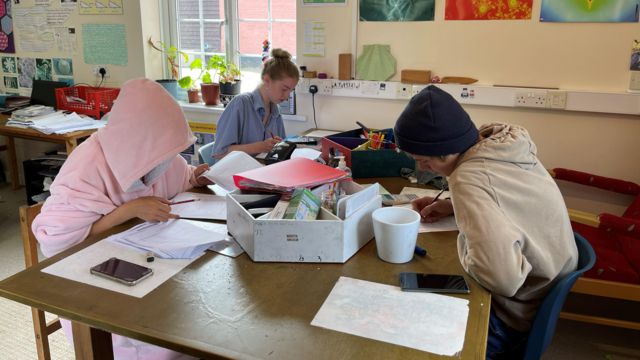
178;55;226;90
148;37;188;80
219;61;241;84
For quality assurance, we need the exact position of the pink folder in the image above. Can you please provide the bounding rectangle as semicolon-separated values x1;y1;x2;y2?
233;158;348;193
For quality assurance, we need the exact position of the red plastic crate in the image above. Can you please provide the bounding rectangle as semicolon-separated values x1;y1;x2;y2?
55;86;120;119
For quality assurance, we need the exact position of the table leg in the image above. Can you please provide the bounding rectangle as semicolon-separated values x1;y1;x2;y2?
71;321;114;360
65;138;78;155
6;136;20;190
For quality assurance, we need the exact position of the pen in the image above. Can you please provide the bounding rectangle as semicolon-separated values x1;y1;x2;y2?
170;199;199;205
430;187;447;205
267;129;276;139
414;245;427;256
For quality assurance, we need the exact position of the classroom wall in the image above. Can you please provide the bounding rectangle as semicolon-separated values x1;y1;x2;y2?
293;0;640;185
0;0;160;184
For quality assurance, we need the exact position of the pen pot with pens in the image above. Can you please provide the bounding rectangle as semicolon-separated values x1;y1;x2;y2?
320;126;415;178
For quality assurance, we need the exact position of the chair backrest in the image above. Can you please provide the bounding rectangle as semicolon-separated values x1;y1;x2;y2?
197;141;215;166
19;203;64;360
522;232;596;360
19;203;44;268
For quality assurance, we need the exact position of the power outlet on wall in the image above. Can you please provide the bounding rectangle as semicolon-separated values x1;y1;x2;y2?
514;91;547;108
93;65;109;78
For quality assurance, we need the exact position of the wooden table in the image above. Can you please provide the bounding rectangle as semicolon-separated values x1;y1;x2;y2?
0;179;491;359
0;117;96;189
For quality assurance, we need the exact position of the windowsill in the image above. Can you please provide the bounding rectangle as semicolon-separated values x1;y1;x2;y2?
178;101;307;122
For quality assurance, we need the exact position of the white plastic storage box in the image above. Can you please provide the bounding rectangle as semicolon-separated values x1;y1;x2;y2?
226;183;381;263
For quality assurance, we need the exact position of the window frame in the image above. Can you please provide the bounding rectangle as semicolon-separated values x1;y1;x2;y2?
161;0;296;84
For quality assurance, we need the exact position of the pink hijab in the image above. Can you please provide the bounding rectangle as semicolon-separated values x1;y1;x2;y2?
32;78;200;257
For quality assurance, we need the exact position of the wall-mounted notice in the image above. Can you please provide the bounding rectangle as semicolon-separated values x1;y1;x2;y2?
303;21;325;57
445;0;532;20
540;0;640;22
82;23;128;65
14;7;54;52
79;0;124;15
54;27;77;53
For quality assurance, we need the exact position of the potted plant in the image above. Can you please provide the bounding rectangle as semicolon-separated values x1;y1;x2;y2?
148;37;188;99
178;57;205;103
219;61;242;96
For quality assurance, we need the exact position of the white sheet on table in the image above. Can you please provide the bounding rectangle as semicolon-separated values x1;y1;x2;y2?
311;277;469;356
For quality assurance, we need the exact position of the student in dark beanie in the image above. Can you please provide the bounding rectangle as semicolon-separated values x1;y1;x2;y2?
395;86;578;359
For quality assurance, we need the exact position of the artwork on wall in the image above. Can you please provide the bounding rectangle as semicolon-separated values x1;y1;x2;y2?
17;57;35;88
540;0;640;22
631;40;640;71
53;58;73;76
445;0;532;20
35;58;53;80
4;75;17;89
0;0;15;53
2;56;16;73
360;0;435;21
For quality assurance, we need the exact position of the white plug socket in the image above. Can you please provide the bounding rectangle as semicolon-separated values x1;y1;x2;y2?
93;65;109;78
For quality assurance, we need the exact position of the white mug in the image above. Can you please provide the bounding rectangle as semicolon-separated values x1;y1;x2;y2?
372;207;421;264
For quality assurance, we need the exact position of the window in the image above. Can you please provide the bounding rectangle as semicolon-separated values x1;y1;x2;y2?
164;0;296;93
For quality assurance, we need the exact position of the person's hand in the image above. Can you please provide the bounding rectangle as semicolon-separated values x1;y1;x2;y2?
194;163;214;186
258;137;281;153
411;197;454;223
123;196;178;222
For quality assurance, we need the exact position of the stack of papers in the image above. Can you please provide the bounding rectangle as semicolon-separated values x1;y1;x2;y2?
106;219;228;259
6;109;106;134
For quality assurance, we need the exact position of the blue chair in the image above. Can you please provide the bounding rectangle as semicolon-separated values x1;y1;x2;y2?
197;141;215;166
522;232;596;360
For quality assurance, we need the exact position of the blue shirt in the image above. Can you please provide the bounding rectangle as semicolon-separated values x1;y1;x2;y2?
211;88;286;160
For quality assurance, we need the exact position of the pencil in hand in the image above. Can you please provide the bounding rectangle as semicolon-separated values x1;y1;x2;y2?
170;199;200;206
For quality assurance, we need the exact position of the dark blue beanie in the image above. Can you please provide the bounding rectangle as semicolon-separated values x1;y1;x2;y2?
394;85;478;156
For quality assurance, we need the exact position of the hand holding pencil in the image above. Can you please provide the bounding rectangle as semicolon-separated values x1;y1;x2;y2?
411;188;453;223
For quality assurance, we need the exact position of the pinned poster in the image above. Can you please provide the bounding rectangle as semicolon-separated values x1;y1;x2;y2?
540;0;640;23
360;0;434;21
445;0;532;20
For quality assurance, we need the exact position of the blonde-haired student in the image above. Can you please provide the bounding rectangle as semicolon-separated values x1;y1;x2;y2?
211;48;300;161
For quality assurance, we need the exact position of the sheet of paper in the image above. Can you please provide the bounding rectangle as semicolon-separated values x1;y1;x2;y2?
291;147;322;161
201;151;263;191
311;277;469;356
107;219;227;259
304;129;341;138
207;235;245;258
400;187;458;232
42;240;196;298
170;192;227;220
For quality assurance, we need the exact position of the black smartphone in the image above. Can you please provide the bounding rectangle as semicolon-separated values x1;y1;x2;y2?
265;141;296;164
399;273;470;294
90;257;153;286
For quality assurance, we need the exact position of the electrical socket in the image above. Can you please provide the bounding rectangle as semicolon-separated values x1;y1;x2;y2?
310;79;332;96
411;84;427;96
514;91;547;108
296;78;310;94
545;90;567;109
396;84;412;99
93;65;109;78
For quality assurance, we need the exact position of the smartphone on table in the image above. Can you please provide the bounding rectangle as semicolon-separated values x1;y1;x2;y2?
90;257;153;286
399;273;470;294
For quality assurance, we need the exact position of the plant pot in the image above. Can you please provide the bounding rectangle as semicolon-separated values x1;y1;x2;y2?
156;79;178;99
220;80;241;96
187;89;200;103
200;83;220;106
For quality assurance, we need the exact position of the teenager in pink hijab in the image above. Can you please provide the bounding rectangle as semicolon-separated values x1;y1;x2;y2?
32;78;211;359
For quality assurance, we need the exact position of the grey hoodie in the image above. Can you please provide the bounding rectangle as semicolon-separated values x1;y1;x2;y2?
450;123;578;332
